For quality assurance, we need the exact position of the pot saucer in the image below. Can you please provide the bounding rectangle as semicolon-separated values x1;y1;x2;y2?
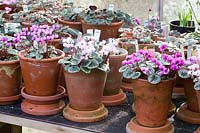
126;117;174;133
120;81;132;92
102;89;126;106
21;85;65;105
63;104;108;123
177;103;200;124
21;100;65;116
21;85;65;115
132;102;176;117
0;94;21;105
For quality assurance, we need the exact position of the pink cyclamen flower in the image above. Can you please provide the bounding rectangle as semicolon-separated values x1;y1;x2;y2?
159;43;168;52
5;7;12;13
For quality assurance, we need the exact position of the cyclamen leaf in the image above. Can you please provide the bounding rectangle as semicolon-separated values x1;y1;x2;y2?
123;69;135;79
97;63;110;72
88;59;99;69
119;65;128;73
67;65;80;73
7;49;19;56
82;60;92;67
178;69;190;79
148;74;161;84
131;72;141;79
72;53;81;60
194;81;200;91
71;58;81;65
80;66;91;74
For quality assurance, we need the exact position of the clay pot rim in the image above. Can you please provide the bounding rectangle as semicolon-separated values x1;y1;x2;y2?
58;17;82;25
170;20;195;28
18;49;65;63
21;85;65;102
137;76;176;83
109;48;128;58
81;19;124;26
0;59;19;65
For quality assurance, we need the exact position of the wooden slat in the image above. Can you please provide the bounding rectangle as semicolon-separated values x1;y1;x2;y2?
0;114;93;133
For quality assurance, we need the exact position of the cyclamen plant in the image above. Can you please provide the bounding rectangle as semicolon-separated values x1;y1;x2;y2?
58;36;109;74
0;35;19;61
99;38;120;56
13;25;59;59
178;56;200;90
119;43;185;84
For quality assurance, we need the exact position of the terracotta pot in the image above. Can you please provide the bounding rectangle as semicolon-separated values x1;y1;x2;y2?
182;78;200;112
103;48;128;96
58;17;82;32
133;78;175;127
0;60;22;97
82;20;123;41
64;69;107;111
48;33;72;50
18;49;65;96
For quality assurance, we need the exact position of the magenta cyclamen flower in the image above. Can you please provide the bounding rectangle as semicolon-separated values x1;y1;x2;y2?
159;43;168;52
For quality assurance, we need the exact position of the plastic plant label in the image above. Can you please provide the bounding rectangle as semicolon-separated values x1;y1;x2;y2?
108;4;114;11
87;29;93;36
187;45;192;59
180;45;185;60
4;23;21;34
94;29;101;42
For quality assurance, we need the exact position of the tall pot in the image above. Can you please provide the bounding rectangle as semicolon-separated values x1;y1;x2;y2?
103;48;127;96
64;69;107;111
58;18;82;32
132;78;175;127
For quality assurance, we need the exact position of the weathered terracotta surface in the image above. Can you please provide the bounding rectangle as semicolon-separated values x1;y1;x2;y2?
64;69;107;111
21;86;65;115
103;48;127;96
126;117;174;133
18;49;65;96
182;78;200;112
132;78;175;127
58;18;82;32
82;20;123;41
0;60;21;97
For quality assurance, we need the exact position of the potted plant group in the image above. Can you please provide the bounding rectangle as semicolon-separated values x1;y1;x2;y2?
15;25;65;115
178;56;200;124
21;11;55;28
81;6;131;40
0;35;21;105
59;35;109;122
99;38;128;106
119;44;185;132
58;2;83;32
